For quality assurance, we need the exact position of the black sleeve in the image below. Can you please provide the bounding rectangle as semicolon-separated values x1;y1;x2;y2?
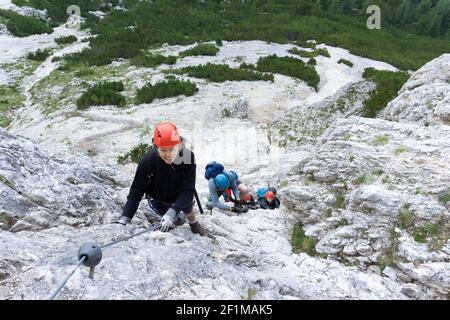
274;197;281;208
122;155;152;219
172;151;196;212
258;198;269;209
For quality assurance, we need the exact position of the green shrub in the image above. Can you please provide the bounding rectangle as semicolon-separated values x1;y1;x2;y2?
179;43;219;57
0;9;53;37
174;63;273;82
26;49;51;61
55;35;78;45
254;55;320;91
295;40;316;49
130;53;177;68
0;116;11;128
338;58;353;67
117;143;150;165
64;29;142;66
215;39;223;47
361;68;409;118
291;222;317;256
307;58;317;65
316;48;330;57
288;47;317;58
12;0;30;7
222;108;231;118
76;81;126;110
135;78;198;104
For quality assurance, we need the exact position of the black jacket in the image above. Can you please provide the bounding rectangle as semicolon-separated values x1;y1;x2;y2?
257;197;280;210
241;195;258;209
122;146;196;219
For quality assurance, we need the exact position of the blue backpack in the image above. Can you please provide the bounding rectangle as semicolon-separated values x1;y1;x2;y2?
205;161;225;180
257;187;269;199
205;162;238;186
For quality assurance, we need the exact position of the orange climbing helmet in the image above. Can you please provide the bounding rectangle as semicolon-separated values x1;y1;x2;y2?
153;121;181;148
265;191;275;200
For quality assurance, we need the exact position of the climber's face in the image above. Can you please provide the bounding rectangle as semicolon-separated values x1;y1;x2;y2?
157;144;179;164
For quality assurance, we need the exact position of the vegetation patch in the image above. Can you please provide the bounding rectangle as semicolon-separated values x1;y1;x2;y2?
173;63;273;82
76;81;126;110
26;49;51;61
361;68;409;118
377;228;400;272
395;204;449;252
0;8;53;37
370;134;390;146
130;53;177;68
0;175;16;191
353;174;374;185
333;190;346;209
27;1;450;71
438;192;450;205
291;222;318;256
179;43;219;57
55;35;78;45
135;78;198;104
117;143;151;165
251;55;320;91
338;58;353;67
393;146;409;155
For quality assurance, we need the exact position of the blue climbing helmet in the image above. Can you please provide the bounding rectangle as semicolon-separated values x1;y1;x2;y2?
214;174;230;191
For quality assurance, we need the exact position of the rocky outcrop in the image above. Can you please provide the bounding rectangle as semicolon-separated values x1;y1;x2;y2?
0;128;128;232
271;80;375;148
279;116;450;298
381;54;450;126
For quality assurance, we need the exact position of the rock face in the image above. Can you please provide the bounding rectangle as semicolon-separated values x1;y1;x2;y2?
0;129;408;300
0;128;128;232
272;80;375;148
381;54;450;126
279;116;450;298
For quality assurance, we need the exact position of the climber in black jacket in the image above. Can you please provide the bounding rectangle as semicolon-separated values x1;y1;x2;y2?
257;190;281;210
117;121;207;236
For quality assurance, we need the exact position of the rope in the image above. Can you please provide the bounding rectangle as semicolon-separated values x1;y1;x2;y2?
48;222;161;300
48;256;86;300
100;223;161;249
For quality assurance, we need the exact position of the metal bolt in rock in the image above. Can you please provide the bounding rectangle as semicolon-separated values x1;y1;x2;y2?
77;243;102;279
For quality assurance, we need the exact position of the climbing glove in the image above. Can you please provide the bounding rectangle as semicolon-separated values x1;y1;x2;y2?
160;208;177;232
206;202;214;210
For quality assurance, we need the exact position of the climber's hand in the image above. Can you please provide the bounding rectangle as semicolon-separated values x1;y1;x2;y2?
160;208;177;232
